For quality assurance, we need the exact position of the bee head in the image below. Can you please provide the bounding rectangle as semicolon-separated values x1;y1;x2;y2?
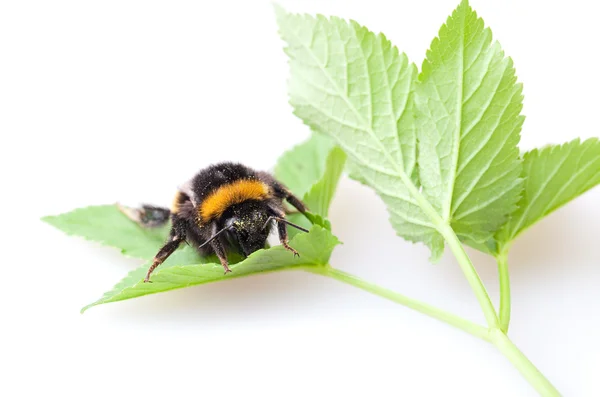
223;201;271;257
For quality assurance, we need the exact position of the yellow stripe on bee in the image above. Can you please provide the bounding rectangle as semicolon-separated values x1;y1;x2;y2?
199;179;270;223
170;191;182;214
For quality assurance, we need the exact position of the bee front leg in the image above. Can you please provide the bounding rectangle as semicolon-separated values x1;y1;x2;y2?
210;239;232;274
144;216;187;282
276;220;299;257
145;236;183;282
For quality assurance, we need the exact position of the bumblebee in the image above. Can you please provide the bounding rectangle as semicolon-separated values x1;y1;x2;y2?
120;162;308;282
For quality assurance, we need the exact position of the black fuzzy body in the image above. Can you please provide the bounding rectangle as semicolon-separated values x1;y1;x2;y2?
125;163;308;282
174;163;291;256
133;162;308;281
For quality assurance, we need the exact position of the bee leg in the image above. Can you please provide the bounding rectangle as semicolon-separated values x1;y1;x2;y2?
265;205;302;256
258;172;307;213
285;192;307;214
117;203;171;228
210;239;232;274
276;220;299;257
144;218;187;282
144;236;183;282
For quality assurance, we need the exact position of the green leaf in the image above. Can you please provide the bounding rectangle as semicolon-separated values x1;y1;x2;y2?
303;211;331;230
276;7;446;260
303;146;347;217
495;138;600;252
275;132;335;199
275;133;347;237
414;0;523;244
82;226;339;312
42;205;168;260
275;133;346;218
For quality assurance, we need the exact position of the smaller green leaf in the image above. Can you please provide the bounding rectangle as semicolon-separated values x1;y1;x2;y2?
495;138;600;252
82;226;339;312
303;147;347;217
275;133;346;237
274;133;335;199
303;212;332;231
42;205;168;260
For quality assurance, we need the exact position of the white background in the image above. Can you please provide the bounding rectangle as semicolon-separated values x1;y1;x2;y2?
1;0;599;396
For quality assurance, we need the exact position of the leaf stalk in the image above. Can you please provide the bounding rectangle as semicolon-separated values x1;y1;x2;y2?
304;264;491;341
490;329;561;396
437;224;499;329
497;251;511;333
398;176;500;329
307;264;561;396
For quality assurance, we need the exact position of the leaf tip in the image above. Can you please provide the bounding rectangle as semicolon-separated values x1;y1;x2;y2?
457;0;473;15
273;2;294;36
272;2;286;17
40;214;63;231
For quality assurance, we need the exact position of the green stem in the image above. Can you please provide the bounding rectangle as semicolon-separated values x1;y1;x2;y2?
490;329;561;396
438;225;499;329
305;265;561;396
304;265;490;341
397;168;499;329
497;252;511;333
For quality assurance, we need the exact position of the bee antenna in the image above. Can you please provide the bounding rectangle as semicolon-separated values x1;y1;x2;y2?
262;216;310;233
198;225;234;250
